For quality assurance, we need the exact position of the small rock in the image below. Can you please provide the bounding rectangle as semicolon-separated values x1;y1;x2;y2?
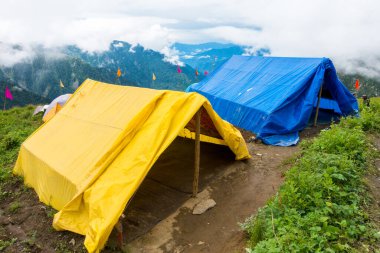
193;199;216;215
69;238;75;246
197;241;205;245
247;136;256;143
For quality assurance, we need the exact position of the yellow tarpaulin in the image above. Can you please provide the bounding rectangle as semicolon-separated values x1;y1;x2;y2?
14;79;250;252
42;102;62;122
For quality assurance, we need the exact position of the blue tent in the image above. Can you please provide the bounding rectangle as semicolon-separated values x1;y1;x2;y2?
186;56;358;146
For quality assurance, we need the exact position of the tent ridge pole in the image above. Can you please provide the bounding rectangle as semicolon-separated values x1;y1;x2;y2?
192;108;201;197
314;84;323;127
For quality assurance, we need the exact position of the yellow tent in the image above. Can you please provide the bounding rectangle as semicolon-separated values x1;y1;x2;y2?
42;103;62;122
14;79;250;252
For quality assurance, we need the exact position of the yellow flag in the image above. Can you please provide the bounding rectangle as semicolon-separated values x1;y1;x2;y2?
60;80;65;88
117;68;121;77
152;73;156;81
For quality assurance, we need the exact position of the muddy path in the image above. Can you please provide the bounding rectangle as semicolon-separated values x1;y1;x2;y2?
125;139;299;253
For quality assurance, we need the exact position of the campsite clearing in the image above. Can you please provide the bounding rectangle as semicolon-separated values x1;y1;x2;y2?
1;107;324;252
1;99;379;253
0;104;307;252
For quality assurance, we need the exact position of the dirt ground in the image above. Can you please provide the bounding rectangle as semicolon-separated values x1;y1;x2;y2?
125;139;297;253
2;125;377;253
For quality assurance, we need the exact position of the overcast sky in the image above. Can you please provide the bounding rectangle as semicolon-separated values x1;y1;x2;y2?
0;0;379;76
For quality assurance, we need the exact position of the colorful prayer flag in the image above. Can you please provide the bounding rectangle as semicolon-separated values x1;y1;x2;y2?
204;71;209;76
117;68;122;77
355;79;360;91
152;73;156;81
177;65;182;74
5;86;13;100
59;80;65;88
195;69;199;76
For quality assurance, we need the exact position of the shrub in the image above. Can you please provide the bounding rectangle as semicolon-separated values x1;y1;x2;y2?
243;100;380;252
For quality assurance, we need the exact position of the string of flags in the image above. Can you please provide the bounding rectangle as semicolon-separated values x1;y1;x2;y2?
2;63;212;110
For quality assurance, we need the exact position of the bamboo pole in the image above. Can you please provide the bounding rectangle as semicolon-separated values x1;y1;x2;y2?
314;84;323;127
192;109;201;197
3;90;6;111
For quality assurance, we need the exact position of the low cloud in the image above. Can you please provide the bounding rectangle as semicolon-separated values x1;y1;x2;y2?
0;43;35;66
0;0;379;76
161;46;184;66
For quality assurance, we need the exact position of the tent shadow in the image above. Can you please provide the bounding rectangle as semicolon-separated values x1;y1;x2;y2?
112;137;236;244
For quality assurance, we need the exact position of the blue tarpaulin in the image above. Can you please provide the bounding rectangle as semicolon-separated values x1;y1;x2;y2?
186;56;358;146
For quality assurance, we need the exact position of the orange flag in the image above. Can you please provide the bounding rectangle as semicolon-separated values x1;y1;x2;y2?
195;69;199;76
355;79;360;91
117;68;122;77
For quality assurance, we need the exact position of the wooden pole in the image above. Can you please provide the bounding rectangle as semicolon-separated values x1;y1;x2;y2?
3;90;6;111
192;109;201;197
314;84;323;127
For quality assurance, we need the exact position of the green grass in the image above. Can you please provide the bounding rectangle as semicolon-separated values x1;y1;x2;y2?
8;201;21;213
0;106;42;198
243;99;380;252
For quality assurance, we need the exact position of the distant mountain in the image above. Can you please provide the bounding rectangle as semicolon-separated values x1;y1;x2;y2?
1;53;134;100
0;69;49;109
65;41;198;91
338;73;380;97
171;42;270;72
0;41;199;107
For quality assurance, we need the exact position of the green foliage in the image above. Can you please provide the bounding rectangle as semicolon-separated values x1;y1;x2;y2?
0;106;42;197
243;100;380;252
0;238;17;251
342;98;380;133
8;201;21;213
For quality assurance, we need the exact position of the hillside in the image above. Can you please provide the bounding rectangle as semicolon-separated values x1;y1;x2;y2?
0;41;199;106
1;53;135;100
65;41;198;91
338;72;380;97
0;69;49;109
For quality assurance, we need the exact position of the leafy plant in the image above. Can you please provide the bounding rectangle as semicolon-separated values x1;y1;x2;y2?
243;99;380;252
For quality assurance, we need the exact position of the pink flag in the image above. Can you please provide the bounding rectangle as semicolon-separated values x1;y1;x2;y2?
5;86;13;100
204;71;209;76
177;65;182;74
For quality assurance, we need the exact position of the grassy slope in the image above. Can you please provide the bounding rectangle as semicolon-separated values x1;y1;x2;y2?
243;98;380;252
0;107;88;252
0;106;42;189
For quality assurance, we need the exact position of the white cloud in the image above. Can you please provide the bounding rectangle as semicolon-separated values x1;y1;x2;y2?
0;43;35;66
0;0;379;76
161;46;184;66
